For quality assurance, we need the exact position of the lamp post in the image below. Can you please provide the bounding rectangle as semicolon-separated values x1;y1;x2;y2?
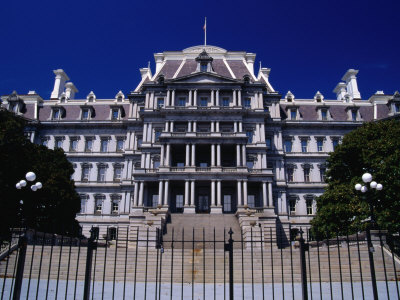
354;172;382;300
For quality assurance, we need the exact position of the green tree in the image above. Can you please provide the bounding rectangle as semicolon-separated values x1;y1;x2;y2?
311;119;400;239
0;109;80;237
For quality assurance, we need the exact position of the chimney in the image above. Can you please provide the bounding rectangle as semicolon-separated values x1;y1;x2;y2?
139;67;152;80
245;53;256;77
342;69;361;99
154;53;164;74
50;69;69;99
333;82;347;100
65;82;78;100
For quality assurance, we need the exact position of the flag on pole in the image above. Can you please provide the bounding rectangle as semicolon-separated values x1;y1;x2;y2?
203;18;206;31
203;17;207;47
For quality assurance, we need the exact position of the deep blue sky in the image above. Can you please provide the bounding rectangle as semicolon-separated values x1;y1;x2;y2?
1;0;399;100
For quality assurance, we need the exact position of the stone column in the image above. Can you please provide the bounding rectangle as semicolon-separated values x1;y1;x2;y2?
185;144;190;166
188;90;192;106
234;122;238;133
211;144;215;167
145;153;151;169
211;122;215;132
148;123;153;142
160;145;165;166
184;180;190;206
190;180;195;206
164;180;169;206
239;122;243;132
211;180;216;206
281;191;287;214
233;89;237;106
242;145;247;167
211;90;214;106
143;123;148;142
236;144;241;167
260;123;265;142
166;144;171;166
217;144;221;166
237;181;242;206
133;181;139;207
191;144;196;167
170;121;174;132
140;153;145;168
262;182;268;207
164;121;169;132
268;182;273;207
138;181;144;206
193;121;197;132
216;121;220;132
238;90;242;106
171;89;175;107
150;92;155;109
145;93;150;108
217;180;222;206
158;180;164;206
193;89;198;106
166;90;171;107
216;89;220;106
188;121;192;132
243;180;248;206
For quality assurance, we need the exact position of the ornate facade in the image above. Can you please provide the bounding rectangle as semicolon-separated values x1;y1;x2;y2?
2;45;399;239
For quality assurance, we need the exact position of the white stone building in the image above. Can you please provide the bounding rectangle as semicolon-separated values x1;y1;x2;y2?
2;45;399;241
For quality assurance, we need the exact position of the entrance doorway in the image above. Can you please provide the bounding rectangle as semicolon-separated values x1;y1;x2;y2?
198;195;209;213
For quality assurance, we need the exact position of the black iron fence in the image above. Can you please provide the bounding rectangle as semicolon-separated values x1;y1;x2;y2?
1;226;399;299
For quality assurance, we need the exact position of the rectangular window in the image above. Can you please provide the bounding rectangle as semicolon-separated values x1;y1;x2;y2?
332;139;339;150
320;168;326;182
82;109;89;120
53;109;60;120
304;168;310;182
112;201;119;213
200;97;208;107
321;109;327;121
351;110;357;121
80;195;87;213
137;137;143;148
244;98;251;108
108;228;117;240
55;138;63;149
222;98;230;107
114;167;122;181
176;162;184;167
152;195;159;207
176;195;184;208
178;97;186;107
317;139;323;152
301;139;308;153
284;140;292;152
70;138;78;152
223;195;232;212
289;199;296;215
154;131;162;142
247;195;255;208
306;199;313;215
153;161;160;169
395;103;400;113
157;98;164;109
101;139;108;152
246;130;253;143
116;138;124;152
200;162;208;167
287;168;294;182
98;166;106;182
81;166;90;182
246;161;254;169
95;199;103;213
112;109;119;120
290;109;297;120
200;63;207;72
266;137;272;150
264;106;270;113
85;138;93;152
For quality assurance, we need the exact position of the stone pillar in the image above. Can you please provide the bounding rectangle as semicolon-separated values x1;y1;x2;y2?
243;180;248;206
239;122;243;132
188;90;192;106
164;180;169;206
211;122;215;132
234;122;238;133
217;144;221;166
160;145;165;166
211;180;216;206
140;153;145;168
166;90;170;107
171;89;175;107
262;154;267;169
193;121;197;132
170;121;174;132
268;182;273;207
233;89;237;106
166;144;171;166
150;92;155;109
260;123;265;142
190;180;195;206
281;191;287;214
133;181;139;207
242;145;247;167
185;144;190;166
216;89;220;106
211;144;215;166
158;180;164;206
211;90;214;106
184;180;190;206
191;144;196;167
262;182;268;207
237;181;242;206
138;181;144;206
148;123;153;142
145;93;150;108
238;90;242;106
143;123;148;142
193;89;197;106
216;121;220;132
145;153;151;169
188;121;192;132
217;180;222;206
236;144;241;167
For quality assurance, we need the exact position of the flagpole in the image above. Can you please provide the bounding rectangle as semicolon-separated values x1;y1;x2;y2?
204;17;207;48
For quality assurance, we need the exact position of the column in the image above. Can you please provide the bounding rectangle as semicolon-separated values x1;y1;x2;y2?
234;122;238;133
242;145;246;167
193;121;197;132
145;153;151;169
170;121;174;132
190;180;195;206
238;90;242;106
185;144;190;166
211;144;215;166
158;180;164;206
138;181;144;206
171;89;175;107
166;90;171;107
281;191;287;214
217;180;221;206
243;180;248;206
211;122;215;132
147;123;153;142
160;145;165;166
236;144;241;166
217;144;221;166
262;153;267;169
268;182;273;207
216;121;220;132
143;123;148;142
140;153;145;168
188;121;192;132
216;89;220;106
211;180;216;206
237;181;242;206
260;123;265;142
239;122;243;132
211;90;214;106
133;181;139;207
262;182;268;208
184;180;190;206
193;89;197;106
166;144;171;166
150;92;155;109
164;180;169;206
255;124;260;143
191;144;196;166
188;90;192;106
164;121;169;132
145;93;150;108
233;90;237;106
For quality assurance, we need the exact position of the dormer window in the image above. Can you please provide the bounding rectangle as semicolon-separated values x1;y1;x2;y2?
82;109;89;120
88;96;94;102
321;109;327;120
201;63;207;72
110;105;124;121
351;109;357;121
115;91;125;103
52;107;64;120
81;106;94;120
346;107;360;121
195;50;214;73
290;109;297;120
395;103;400;113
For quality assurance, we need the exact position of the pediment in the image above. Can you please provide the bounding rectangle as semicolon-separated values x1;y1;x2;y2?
170;72;238;84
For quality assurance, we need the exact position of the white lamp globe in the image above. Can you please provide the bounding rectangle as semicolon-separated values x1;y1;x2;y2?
370;181;377;189
16;183;21;189
35;182;42;189
355;183;362;190
26;172;36;182
376;183;383;190
361;186;368;193
362;173;372;183
19;180;27;187
20;200;23;204
31;185;38;191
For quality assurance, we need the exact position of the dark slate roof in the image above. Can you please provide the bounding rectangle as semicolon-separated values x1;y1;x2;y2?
39;106;52;121
377;104;390;119
24;104;35;119
158;60;182;79
212;59;233;78
359;106;374;121
329;106;349;121
176;59;197;77
227;60;252;79
299;106;318;121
